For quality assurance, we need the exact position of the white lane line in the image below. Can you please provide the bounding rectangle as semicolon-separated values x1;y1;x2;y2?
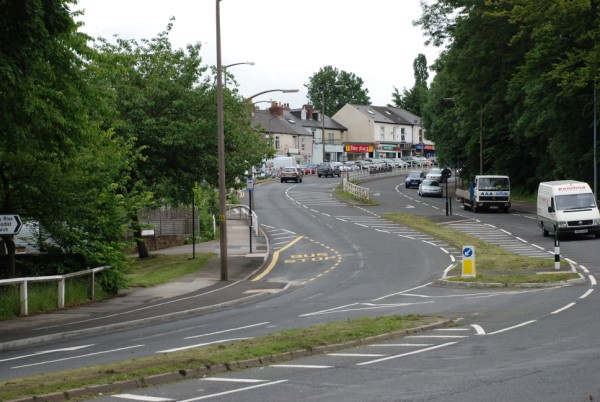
185;322;269;339
589;275;597;286
157;338;251;353
0;345;94;363
327;353;386;357
201;378;267;383
580;289;594;299
271;364;333;369
406;335;469;339
357;342;457;366
11;345;144;369
435;328;469;331
179;380;288;401
487;320;537;335
368;343;434;347
551;303;576;314
113;394;173;401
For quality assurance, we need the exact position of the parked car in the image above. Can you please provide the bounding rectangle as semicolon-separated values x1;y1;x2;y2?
307;163;318;174
427;167;451;183
354;160;373;170
280;166;303;183
426;168;443;182
401;156;422;167
418;179;443;197
405;170;427;188
317;162;341;177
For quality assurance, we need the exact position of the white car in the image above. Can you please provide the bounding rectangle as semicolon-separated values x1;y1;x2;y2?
418;179;443;197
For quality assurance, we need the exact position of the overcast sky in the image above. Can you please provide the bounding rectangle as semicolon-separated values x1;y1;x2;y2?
73;0;442;109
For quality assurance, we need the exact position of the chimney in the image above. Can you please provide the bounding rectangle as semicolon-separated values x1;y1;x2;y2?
269;102;284;117
303;104;313;120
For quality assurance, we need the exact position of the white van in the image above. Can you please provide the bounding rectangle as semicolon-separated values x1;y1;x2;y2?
537;180;600;238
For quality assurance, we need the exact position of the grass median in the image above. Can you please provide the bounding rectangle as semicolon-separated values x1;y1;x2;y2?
0;314;446;401
384;213;580;284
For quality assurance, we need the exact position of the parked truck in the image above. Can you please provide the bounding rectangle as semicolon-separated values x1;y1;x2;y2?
537;180;600;238
455;175;511;212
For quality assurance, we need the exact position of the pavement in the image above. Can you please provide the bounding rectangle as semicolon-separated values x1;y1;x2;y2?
0;218;286;352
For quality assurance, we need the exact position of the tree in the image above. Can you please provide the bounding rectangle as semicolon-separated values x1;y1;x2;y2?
305;66;370;116
391;54;430;115
0;0;132;277
89;23;272;257
417;0;599;192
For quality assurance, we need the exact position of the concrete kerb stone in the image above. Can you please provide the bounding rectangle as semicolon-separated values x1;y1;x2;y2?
7;319;454;402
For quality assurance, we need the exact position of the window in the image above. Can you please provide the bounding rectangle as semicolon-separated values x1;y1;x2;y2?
400;127;405;142
328;132;334;145
275;136;280;150
419;129;423;143
380;125;385;140
301;137;306;151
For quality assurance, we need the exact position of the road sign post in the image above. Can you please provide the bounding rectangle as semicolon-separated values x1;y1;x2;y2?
462;246;476;278
0;215;22;235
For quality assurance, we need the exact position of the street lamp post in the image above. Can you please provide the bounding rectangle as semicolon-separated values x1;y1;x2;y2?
215;0;228;281
223;61;254;88
321;91;326;163
479;104;483;175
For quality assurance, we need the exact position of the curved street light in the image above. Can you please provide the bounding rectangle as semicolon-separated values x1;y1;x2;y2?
246;89;299;100
224;62;254;88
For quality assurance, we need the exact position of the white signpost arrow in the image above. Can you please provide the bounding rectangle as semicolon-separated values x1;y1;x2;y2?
0;214;23;235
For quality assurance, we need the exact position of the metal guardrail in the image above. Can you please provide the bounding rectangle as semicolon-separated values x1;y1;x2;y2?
226;204;259;236
0;266;111;316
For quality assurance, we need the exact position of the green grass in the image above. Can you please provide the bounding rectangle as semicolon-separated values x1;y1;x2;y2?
0;254;213;320
127;253;213;287
384;213;579;283
0;314;446;401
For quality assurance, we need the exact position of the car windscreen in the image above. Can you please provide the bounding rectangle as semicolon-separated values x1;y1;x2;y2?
555;193;597;210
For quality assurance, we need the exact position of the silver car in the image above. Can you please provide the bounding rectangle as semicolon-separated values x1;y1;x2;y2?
418;179;443;197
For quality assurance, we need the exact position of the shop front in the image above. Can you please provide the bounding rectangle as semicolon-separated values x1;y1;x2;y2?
344;143;374;161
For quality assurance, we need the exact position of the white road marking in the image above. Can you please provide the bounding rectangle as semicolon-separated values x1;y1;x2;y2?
201;378;267;383
179;380;288;401
157;338;251;353
185;322;269;339
271;364;332;368
551;303;576;314
0;345;94;363
357;342;457;365
112;394;173;401
12;345;144;369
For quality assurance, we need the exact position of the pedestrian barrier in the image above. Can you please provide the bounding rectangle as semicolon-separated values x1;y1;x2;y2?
0;266;111;316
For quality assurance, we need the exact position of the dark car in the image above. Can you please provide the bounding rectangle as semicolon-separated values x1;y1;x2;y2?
405;170;426;188
280;167;303;183
317;162;341;178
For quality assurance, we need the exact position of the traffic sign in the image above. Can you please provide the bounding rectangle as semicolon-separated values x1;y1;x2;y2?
0;214;22;235
462;245;476;278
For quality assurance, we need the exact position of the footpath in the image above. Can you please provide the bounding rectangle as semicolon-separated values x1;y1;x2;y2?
0;218;285;352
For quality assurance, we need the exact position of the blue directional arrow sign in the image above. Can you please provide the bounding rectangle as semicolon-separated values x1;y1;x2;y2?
462;246;476;277
0;214;22;235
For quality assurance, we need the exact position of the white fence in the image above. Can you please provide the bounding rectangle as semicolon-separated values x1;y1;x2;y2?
0;266;110;316
226;204;259;236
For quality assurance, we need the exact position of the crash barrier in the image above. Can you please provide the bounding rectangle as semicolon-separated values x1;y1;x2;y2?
0;266;111;316
226;204;259;236
343;178;370;201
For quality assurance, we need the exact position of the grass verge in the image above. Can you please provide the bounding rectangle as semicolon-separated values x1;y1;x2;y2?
127;253;213;287
0;314;445;401
384;213;580;284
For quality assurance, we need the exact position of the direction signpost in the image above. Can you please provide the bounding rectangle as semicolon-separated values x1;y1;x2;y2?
0;215;22;235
